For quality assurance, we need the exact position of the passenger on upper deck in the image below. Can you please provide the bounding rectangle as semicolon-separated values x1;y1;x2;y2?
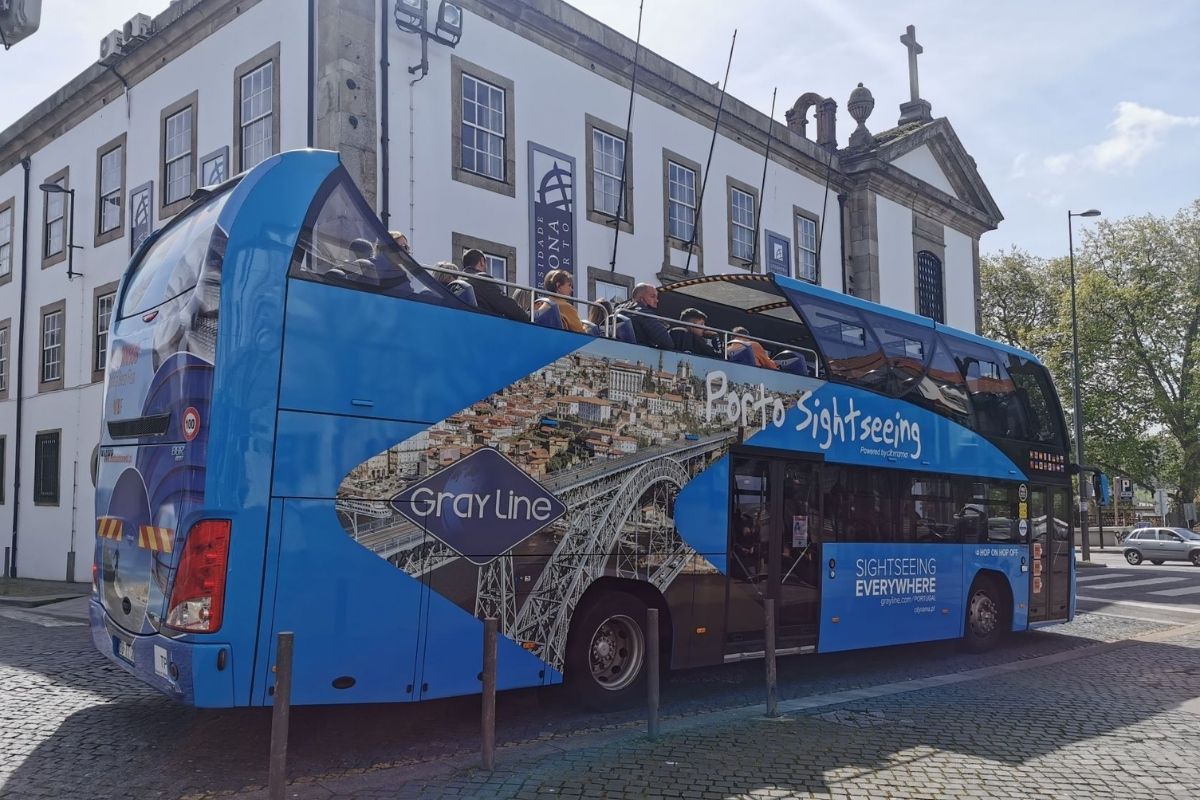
541;270;586;333
461;249;527;322
727;327;779;370
583;298;613;336
671;308;720;358
389;231;411;256
619;283;673;350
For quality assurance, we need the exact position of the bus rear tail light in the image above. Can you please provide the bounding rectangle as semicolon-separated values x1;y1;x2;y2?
165;520;231;633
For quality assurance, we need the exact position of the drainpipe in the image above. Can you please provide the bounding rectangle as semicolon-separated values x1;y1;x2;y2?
307;0;316;147
379;0;390;227
9;158;32;577
837;192;849;295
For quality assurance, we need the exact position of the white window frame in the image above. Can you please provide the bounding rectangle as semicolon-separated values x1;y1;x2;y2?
460;73;506;182
729;185;755;264
0;324;8;395
0;201;13;279
796;212;819;283
239;61;274;171
94;291;116;376
591;128;626;220
44;180;66;259
42;309;63;384
667;161;697;242
164;107;193;206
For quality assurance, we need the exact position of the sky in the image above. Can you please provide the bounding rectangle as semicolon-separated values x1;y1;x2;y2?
3;1;1197;257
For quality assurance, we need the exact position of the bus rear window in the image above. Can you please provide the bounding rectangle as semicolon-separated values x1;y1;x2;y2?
120;190;233;318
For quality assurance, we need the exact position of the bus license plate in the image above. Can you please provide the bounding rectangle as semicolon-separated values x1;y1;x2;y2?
115;637;134;664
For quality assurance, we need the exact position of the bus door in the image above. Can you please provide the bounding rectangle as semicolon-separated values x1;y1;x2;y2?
725;455;822;656
1028;485;1072;622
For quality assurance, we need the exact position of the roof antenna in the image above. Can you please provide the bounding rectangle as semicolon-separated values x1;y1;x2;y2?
609;0;644;274
747;87;777;274
684;28;737;275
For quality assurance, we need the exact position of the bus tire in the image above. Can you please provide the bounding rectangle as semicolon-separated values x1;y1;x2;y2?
566;590;649;709
962;577;1006;653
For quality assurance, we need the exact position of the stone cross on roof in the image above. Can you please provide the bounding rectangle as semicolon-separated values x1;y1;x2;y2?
900;25;922;104
898;24;933;126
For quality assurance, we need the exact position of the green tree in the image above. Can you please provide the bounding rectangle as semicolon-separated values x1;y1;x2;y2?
979;203;1200;517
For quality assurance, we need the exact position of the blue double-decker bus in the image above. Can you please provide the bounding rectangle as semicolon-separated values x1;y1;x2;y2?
91;150;1075;708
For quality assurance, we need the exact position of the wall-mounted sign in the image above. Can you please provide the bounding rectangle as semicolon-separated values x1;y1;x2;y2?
200;146;229;187
527;142;576;289
765;230;790;277
129;180;153;255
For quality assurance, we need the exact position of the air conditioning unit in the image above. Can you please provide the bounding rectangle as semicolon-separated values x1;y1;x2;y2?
123;13;152;42
99;29;124;64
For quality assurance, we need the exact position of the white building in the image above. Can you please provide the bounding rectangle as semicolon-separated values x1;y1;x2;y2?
0;0;1001;580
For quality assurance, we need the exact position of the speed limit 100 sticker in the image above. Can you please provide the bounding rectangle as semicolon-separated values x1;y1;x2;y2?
182;407;201;442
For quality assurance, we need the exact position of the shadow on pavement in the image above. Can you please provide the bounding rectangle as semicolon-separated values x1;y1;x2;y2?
3;621;1196;799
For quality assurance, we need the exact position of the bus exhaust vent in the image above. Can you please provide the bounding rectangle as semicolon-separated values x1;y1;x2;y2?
107;413;171;439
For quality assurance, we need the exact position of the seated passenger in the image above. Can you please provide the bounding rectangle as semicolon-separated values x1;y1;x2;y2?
617;283;673;350
583;298;613;336
461;248;527;322
671;308;720;358
727;327;779;370
542;270;586;333
431;260;459;286
389;231;412;257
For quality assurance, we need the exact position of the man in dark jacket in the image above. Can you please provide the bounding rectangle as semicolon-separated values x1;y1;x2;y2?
619;283;673;349
462;249;527;322
672;308;721;357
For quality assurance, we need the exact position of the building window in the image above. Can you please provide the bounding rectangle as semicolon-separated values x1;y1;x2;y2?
451;57;515;196
794;210;819;283
585;115;633;232
726;177;759;269
730;188;755;263
483;253;507;282
667;161;697;242
93;282;118;382
917;250;945;323
461;74;505;181
234;43;280;173
39;301;65;392
95;133;126;247
0;320;9;398
0;436;5;504
450;231;518;287
0;198;13;282
34;431;60;506
160;91;198;217
42;168;68;266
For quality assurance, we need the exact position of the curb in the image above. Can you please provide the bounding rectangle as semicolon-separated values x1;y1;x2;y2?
0;592;87;608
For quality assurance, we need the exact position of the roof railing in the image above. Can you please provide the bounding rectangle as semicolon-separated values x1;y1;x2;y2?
419;262;820;375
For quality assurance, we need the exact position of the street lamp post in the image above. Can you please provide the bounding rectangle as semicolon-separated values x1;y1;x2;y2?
39;182;81;279
1068;208;1101;561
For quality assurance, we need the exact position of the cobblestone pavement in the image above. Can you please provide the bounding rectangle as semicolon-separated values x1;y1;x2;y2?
0;605;1194;800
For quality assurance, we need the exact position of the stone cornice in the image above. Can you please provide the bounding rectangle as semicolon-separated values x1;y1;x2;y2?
461;0;852;192
0;0;262;175
846;159;997;238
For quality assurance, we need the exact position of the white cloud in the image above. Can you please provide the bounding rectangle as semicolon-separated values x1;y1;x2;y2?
1044;101;1200;174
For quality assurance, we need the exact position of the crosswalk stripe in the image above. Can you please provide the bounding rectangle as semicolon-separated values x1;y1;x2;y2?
1149;585;1200;597
0;608;86;627
1076;596;1200;615
1081;577;1187;590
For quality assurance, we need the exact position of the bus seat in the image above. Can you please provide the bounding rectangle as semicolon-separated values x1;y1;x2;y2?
448;279;478;307
582;320;602;336
533;300;563;329
669;327;690;351
613;315;636;343
726;343;756;366
775;351;811;376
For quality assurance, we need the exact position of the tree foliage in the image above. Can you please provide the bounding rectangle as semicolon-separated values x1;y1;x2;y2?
980;201;1200;515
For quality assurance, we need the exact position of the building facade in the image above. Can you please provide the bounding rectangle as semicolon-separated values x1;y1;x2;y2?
0;0;1001;580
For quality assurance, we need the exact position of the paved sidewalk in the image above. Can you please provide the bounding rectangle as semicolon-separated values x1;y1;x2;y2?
0;577;90;607
226;623;1200;800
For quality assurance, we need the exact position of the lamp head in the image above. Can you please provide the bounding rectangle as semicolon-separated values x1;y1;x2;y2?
1072;209;1102;218
39;183;68;194
394;0;427;34
435;1;463;43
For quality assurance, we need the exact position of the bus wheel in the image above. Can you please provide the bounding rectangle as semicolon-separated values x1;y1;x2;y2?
962;579;1005;653
567;591;649;708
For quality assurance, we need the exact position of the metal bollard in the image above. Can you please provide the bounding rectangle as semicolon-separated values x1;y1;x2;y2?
482;617;498;771
764;598;779;718
647;607;660;740
268;632;294;800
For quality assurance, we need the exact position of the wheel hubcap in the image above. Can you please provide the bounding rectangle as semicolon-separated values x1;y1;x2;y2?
588;614;644;691
968;591;998;637
1126;552;1140;564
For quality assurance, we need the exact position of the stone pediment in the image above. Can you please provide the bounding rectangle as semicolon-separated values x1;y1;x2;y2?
842;118;1003;232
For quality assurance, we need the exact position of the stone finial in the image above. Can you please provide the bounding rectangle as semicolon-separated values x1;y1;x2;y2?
816;97;838;151
847;83;875;149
